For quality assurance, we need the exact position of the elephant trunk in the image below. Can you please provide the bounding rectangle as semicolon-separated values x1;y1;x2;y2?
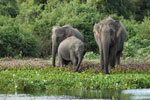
52;44;58;67
75;56;83;72
102;40;110;74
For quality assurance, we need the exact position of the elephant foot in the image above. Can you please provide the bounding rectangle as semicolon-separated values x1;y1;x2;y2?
101;69;109;74
75;69;79;72
105;68;110;74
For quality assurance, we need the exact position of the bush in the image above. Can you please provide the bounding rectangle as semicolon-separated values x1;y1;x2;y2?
87;0;136;19
0;0;19;18
123;37;150;57
138;46;150;57
84;52;99;60
135;17;150;40
0;16;40;57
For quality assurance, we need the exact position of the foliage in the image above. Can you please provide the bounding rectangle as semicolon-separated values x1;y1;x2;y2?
0;0;19;17
135;17;150;40
133;0;150;21
84;52;99;60
0;0;150;57
123;37;150;57
1;66;150;91
87;0;136;19
0;15;40;57
121;17;138;40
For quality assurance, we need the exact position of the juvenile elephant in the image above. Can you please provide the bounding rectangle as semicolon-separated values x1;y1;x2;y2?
93;17;127;74
58;36;87;72
52;25;84;67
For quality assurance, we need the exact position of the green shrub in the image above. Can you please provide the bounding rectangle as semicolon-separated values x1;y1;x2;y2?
84;52;99;60
138;46;150;57
0;0;19;18
0;16;40;57
123;36;150;57
121;18;138;40
21;32;40;57
135;17;150;40
87;0;136;19
123;42;136;57
33;17;52;56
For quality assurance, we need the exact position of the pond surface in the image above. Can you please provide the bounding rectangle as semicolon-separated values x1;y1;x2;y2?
0;89;150;100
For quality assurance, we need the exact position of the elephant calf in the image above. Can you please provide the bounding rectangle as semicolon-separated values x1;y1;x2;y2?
58;36;87;72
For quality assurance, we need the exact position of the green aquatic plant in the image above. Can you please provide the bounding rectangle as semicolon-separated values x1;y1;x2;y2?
0;66;150;92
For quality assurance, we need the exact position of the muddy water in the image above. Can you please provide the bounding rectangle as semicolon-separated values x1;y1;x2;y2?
0;89;150;100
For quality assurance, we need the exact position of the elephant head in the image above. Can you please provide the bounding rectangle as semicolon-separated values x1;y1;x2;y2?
52;25;84;67
93;17;122;41
93;17;126;74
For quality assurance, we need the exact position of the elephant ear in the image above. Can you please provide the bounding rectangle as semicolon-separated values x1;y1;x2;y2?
115;21;122;38
93;23;102;38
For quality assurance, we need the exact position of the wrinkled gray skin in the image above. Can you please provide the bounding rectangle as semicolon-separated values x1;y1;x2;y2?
58;36;87;72
93;17;127;74
52;25;84;67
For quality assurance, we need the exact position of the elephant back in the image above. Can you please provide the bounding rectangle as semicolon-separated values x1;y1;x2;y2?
63;25;84;42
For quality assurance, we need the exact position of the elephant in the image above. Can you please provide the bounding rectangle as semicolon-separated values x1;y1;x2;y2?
58;36;87;72
93;17;127;74
52;25;84;67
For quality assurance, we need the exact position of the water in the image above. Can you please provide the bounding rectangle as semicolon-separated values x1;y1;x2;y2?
0;89;150;100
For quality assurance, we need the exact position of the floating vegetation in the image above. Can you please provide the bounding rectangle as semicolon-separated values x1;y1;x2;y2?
0;65;150;92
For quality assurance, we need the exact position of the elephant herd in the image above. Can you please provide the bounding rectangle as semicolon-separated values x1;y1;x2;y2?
51;17;127;74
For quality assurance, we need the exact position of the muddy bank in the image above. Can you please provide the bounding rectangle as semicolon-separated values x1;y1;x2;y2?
0;58;150;73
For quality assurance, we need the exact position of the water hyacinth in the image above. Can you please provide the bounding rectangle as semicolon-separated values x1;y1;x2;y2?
0;66;150;91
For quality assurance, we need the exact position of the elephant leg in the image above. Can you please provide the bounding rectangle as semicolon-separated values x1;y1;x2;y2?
109;47;116;68
58;54;64;67
70;51;77;66
116;52;121;65
100;48;104;70
100;41;104;70
72;58;78;66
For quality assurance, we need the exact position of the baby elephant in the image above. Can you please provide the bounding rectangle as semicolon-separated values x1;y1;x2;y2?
58;36;87;72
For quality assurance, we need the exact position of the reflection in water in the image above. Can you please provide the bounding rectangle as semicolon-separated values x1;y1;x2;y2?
0;89;150;100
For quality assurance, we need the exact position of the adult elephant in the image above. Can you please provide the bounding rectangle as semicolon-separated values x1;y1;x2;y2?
52;25;84;67
93;17;127;74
